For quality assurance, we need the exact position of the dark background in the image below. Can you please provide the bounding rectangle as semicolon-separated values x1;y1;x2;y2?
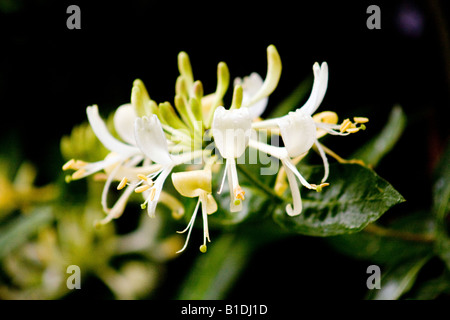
0;0;448;299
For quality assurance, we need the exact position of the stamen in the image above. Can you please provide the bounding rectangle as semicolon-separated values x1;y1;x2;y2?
200;244;207;253
340;119;352;133
149;187;157;201
71;169;86;180
311;182;330;192
135;185;150;193
117;177;128;190
137;173;148;181
353;117;369;124
93;173;108;181
234;186;245;200
62;159;75;171
346;128;360;134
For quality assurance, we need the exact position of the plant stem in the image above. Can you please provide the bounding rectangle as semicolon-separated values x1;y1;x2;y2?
364;223;436;243
236;164;285;203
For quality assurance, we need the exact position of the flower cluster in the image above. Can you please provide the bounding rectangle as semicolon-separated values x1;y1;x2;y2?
63;45;368;253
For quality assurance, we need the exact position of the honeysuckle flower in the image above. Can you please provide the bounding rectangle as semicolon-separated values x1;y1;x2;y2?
212;105;252;212
133;114;205;218
171;169;218;253
62;43;370;253
134;115;178;218
63;104;147;225
234;73;268;120
248;138;323;216
253;62;368;184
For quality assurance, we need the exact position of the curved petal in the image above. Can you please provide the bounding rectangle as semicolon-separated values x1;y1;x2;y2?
114;103;138;145
212;106;252;159
299;62;329;116
134;115;173;165
282;160;302;216
315;140;330;183
277;110;316;158
236;73;269;119
145;166;173;217
87;105;140;156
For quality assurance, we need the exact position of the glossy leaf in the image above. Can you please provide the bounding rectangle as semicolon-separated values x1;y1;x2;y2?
352;105;406;167
367;255;431;300
273;163;405;236
326;211;434;265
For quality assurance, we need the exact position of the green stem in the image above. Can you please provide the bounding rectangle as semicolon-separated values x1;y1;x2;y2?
236;164;285;203
364;223;435;243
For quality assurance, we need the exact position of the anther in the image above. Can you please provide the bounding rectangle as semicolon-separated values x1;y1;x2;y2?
149;188;157;201
353;117;369;124
71;169;86;180
137;174;148;181
117;177;128;190
234;186;245;200
200;244;207;253
135;185;150;193
346;128;360;134
62;159;75;171
340;119;352;133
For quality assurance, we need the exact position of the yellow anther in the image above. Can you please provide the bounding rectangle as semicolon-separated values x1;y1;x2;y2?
346;128;360;134
313;111;338;124
71;169;86;180
62;159;76;171
93;173;107;181
135;185;151;193
74;160;87;168
137;174;148;181
353;117;369;124
117;177;128;190
234;186;245;200
149;187;157;201
320;183;330;188
200;244;207;253
340;119;352;133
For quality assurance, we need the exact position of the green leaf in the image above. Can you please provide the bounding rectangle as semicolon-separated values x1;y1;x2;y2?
433;140;450;228
410;271;450;299
326;211;434;265
0;206;53;259
367;255;431;300
432;141;450;270
273;163;405;236
267;76;312;118
352;105;406;167
175;232;251;299
175;221;288;300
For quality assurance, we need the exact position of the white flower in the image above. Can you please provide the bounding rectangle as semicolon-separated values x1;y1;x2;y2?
234;73;268;120
212;106;252;212
171;169;218;253
63;104;148;226
134;115;177;218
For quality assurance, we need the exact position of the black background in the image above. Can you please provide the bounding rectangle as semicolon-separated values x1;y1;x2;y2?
0;0;448;300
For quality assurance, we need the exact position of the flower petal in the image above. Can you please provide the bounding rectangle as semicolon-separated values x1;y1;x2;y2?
87;105;140;156
114;103;138;145
300;62;329;116
277;110;316;158
212;106;252;159
282;160;302;216
236;72;269;119
134;115;173;165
